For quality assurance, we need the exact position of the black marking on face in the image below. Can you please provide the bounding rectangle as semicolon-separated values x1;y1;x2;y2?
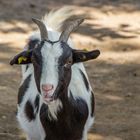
53;42;73;99
59;42;72;63
31;46;42;93
79;69;89;91
40;92;88;140
91;91;95;117
25;100;35;121
34;94;40;113
18;74;31;105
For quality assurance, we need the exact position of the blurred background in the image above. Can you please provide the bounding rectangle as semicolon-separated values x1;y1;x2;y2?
0;0;140;140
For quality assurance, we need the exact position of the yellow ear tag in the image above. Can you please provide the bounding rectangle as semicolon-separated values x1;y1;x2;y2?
18;56;27;64
83;48;88;52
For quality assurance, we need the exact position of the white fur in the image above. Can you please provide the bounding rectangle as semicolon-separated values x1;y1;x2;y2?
40;42;63;97
17;7;94;140
48;99;63;121
17;73;42;140
69;63;94;139
43;7;75;31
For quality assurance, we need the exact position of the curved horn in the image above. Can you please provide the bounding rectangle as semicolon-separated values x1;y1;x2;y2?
59;18;84;42
32;18;48;41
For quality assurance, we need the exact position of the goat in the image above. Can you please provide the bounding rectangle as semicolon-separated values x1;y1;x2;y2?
10;7;100;140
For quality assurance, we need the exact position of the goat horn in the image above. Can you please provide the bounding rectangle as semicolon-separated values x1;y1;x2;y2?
32;18;48;41
59;18;84;42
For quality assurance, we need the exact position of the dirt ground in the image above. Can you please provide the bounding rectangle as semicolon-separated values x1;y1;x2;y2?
0;0;140;140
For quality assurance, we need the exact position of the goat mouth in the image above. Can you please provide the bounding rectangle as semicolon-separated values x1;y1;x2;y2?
43;93;55;103
42;86;61;103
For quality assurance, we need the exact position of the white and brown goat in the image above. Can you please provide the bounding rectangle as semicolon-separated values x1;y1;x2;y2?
10;8;100;140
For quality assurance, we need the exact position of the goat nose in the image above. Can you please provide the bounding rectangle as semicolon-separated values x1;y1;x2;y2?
42;84;54;92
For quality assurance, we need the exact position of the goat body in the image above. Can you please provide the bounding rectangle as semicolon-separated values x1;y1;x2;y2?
12;7;98;140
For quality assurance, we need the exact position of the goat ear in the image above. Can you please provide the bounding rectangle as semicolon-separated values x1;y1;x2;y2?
10;50;32;65
72;49;100;63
